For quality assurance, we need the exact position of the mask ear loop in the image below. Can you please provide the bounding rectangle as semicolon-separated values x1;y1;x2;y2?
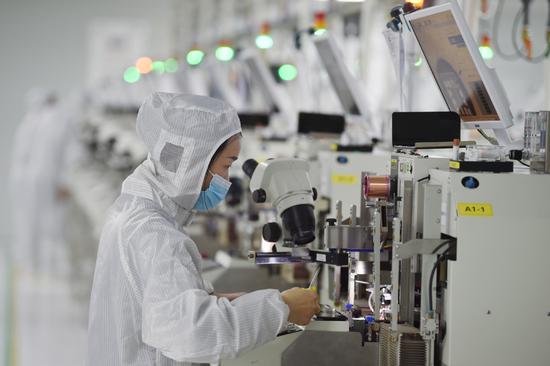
201;170;215;192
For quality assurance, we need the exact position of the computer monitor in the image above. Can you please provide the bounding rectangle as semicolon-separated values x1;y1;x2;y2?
392;111;461;147
312;34;372;123
405;1;513;144
238;113;270;130
297;112;346;135
240;50;294;118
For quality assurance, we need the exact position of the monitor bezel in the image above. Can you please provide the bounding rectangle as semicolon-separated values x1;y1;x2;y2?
405;1;513;130
312;34;374;126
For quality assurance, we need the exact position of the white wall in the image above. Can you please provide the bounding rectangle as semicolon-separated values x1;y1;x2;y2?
0;0;174;247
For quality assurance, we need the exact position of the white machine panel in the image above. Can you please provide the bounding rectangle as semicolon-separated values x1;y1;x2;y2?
429;170;550;366
319;151;391;216
394;154;449;241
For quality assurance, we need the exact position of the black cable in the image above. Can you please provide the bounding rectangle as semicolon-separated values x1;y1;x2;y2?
493;0;521;60
512;1;550;63
417;175;430;183
523;0;532;26
428;246;452;313
519;160;531;167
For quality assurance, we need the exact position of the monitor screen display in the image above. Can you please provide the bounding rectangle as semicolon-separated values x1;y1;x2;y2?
244;57;280;114
298;112;345;135
314;38;360;115
409;10;499;123
392;111;460;147
238;113;270;129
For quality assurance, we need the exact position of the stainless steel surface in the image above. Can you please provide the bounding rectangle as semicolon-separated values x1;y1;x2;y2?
421;184;442;239
361;172;369;227
395;239;448;260
379;323;426;366
400;180;414;324
324;225;369;249
401;180;413;244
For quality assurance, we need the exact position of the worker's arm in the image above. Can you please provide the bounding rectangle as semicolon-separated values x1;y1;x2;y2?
202;276;246;301
139;232;289;364
216;292;247;301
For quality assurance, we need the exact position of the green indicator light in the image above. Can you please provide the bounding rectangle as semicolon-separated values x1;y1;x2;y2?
216;46;235;62
123;66;141;83
255;34;273;49
414;57;423;67
186;49;205;66
165;58;179;73
314;28;327;36
479;46;494;60
278;64;298;81
152;61;165;74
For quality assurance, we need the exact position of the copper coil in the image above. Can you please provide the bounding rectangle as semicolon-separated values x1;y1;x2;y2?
364;175;391;200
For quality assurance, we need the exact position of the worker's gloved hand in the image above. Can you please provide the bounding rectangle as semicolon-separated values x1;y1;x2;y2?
281;287;321;326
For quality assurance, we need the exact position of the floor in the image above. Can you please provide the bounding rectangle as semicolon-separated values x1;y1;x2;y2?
16;271;88;365
1;255;88;366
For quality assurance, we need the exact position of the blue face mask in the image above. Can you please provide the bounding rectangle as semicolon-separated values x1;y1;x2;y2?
193;171;232;212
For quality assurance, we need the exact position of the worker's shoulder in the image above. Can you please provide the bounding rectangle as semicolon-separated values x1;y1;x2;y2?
106;195;183;241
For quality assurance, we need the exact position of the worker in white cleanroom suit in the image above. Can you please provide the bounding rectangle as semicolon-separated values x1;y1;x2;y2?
10;88;69;273
87;92;319;366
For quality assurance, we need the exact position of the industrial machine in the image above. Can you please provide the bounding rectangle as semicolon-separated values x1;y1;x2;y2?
374;2;550;365
223;2;550;365
379;155;550;366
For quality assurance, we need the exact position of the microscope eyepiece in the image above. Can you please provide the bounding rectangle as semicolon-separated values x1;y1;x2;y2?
242;159;259;178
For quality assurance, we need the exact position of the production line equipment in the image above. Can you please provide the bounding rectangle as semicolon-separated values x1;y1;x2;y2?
242;156;395;337
224;1;550;364
374;1;550;365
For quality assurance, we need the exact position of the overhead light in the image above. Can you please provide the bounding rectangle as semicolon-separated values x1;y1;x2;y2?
256;22;274;49
256;35;274;49
479;33;494;60
123;66;140;83
479;46;494;60
152;61;165;74
216;41;235;62
314;28;327;36
313;11;328;36
278;64;298;81
186;48;205;66
135;57;153;74
408;0;425;9
165;58;179;73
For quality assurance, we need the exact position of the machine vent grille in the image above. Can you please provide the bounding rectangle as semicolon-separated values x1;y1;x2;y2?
379;323;427;366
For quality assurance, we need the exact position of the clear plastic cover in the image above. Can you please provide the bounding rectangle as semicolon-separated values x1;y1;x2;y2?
464;145;507;162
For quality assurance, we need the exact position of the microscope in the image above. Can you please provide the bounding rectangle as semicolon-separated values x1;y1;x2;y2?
243;157;391;346
242;157;349;267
